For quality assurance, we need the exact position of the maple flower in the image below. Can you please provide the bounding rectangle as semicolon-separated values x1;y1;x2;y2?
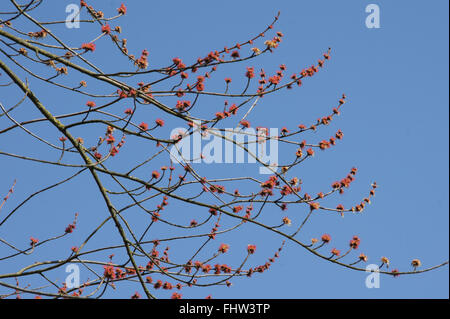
172;57;181;65
231;51;240;59
282;217;292;225
247;244;256;254
155;118;164;127
321;234;331;243
381;256;390;266
411;259;421;268
65;223;76;233
117;3;127;15
391;269;400;277
153;280;163;289
268;75;281;85
335;129;344;139
252;47;261;55
359;253;368;262
246;67;255;79
81;43;96;52
171;292;182;299
106;134;115;144
331;248;341;256
139;122;148;131
152;170;160;179
240;120;250;128
101;24;111;34
349;235;360;249
86;101;96;108
264;39;277;48
218;243;230;253
202;264;212;273
163;282;173;290
215;112;226;120
196;82;205;91
319;140;331;150
30;237;39;246
131;292;141;299
232;205;243;213
229;104;238;115
103;265;116;280
309;202;320;210
306;148;315;156
117;89;128;99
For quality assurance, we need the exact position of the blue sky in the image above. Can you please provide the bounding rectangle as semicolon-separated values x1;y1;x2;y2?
0;0;448;298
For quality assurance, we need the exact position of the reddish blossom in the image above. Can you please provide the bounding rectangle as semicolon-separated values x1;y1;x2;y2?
218;243;230;253
391;269;400;277
350;236;360;249
152;170;160;179
240;120;250;128
319;140;331;150
246;67;255;79
331;248;340;256
321;234;331;243
81;43;96;52
268;75;281;85
231;51;240;59
101;24;111;34
30;237;39;246
131;292;141;299
247;244;256;254
197;82;205;91
117;3;127;15
103;265;116;280
306;148;315;156
139;122;149;131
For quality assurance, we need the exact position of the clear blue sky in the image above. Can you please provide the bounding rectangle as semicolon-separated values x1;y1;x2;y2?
0;0;448;298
